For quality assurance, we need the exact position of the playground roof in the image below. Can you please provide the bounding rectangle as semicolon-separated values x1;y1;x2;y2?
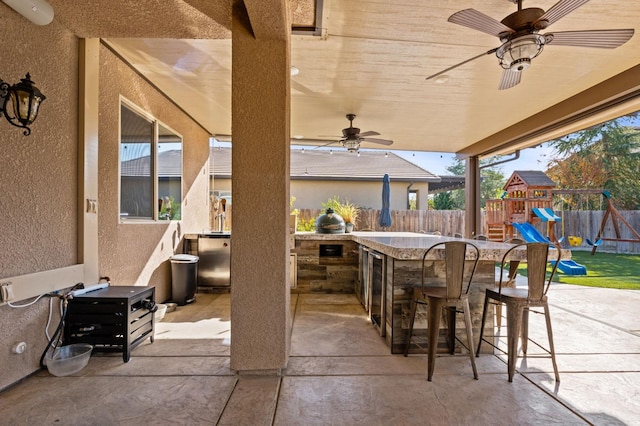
506;171;557;190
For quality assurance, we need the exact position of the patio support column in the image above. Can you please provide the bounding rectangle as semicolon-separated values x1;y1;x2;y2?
465;156;481;238
230;0;291;373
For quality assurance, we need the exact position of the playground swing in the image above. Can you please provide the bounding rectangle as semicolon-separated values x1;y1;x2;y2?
556;190;609;248
588;190;640;254
559;195;583;247
585;237;603;248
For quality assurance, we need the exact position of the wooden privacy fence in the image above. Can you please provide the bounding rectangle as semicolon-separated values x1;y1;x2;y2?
296;208;467;235
305;209;640;253
211;206;640;254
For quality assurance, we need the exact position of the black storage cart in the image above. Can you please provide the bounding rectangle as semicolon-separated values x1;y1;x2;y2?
64;286;155;362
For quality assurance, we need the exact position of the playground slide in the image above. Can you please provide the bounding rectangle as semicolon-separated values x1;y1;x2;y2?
511;222;549;243
550;260;588;275
512;222;588;275
531;207;561;222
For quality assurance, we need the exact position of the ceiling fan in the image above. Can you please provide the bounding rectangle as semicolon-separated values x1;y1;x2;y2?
322;114;393;152
427;0;634;90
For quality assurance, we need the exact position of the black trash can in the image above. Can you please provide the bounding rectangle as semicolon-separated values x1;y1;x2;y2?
170;254;199;305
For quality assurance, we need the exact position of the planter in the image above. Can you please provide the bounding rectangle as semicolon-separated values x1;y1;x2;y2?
345;222;354;233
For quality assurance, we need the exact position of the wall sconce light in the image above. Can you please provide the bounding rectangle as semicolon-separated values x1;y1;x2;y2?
0;73;46;135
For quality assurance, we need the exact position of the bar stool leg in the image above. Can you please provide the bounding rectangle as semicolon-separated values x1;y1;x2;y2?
427;297;444;381
506;304;524;382
543;303;560;382
462;299;478;379
521;307;530;354
476;292;489;356
404;298;419;357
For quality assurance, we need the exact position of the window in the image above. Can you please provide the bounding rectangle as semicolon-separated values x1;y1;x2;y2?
120;101;182;221
408;189;419;210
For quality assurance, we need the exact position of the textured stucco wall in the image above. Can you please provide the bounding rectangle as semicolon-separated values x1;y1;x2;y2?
0;7;78;390
0;12;211;390
98;45;211;303
0;13;79;278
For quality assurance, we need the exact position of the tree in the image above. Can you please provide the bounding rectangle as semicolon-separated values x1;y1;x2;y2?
435;158;507;210
547;114;640;209
445;161;466;209
431;191;455;210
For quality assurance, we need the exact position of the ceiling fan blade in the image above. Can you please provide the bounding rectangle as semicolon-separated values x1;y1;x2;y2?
546;29;634;48
534;0;591;28
312;140;340;149
359;130;380;137
362;137;393;146
448;9;514;37
426;48;498;81
498;69;521;90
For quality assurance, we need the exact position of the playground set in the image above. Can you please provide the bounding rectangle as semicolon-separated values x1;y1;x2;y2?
486;171;563;242
486;170;640;274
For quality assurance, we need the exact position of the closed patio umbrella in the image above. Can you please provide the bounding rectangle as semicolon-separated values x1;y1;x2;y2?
379;173;392;229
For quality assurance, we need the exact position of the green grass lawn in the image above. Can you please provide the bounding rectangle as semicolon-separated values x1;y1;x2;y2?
550;250;640;289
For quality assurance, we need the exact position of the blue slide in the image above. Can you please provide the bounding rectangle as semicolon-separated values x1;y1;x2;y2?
511;222;550;243
512;222;587;275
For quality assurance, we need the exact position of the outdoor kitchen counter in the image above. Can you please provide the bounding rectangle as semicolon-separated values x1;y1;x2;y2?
295;231;569;260
295;231;568;354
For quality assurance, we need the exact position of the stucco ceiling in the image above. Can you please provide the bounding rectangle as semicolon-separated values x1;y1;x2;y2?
44;0;640;157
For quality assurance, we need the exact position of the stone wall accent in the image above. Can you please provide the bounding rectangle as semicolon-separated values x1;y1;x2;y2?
293;239;359;294
386;258;495;355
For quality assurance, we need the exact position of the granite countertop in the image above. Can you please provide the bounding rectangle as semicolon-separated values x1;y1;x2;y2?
294;231;569;261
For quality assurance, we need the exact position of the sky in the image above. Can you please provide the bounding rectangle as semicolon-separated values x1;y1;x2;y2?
392;143;557;177
212;138;558;178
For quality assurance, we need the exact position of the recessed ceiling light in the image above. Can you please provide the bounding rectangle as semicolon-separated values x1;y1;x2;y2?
435;75;450;84
290;66;300;76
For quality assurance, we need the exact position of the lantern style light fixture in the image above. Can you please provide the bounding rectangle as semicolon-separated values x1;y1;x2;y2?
0;73;46;135
496;34;551;72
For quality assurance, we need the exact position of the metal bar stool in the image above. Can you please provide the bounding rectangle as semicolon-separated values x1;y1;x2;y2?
476;242;561;382
494;237;525;328
404;241;480;381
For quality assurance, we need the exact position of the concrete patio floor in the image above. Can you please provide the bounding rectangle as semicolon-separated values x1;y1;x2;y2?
1;283;640;425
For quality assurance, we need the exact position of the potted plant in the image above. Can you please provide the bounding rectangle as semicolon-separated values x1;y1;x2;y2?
335;199;359;233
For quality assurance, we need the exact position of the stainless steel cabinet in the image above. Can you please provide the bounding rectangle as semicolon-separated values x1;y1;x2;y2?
197;234;231;287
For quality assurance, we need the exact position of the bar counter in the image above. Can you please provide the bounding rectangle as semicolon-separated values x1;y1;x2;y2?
294;231;567;354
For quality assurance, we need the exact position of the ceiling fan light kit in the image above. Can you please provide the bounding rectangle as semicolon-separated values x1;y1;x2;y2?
496;33;547;71
427;0;634;89
343;138;360;152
